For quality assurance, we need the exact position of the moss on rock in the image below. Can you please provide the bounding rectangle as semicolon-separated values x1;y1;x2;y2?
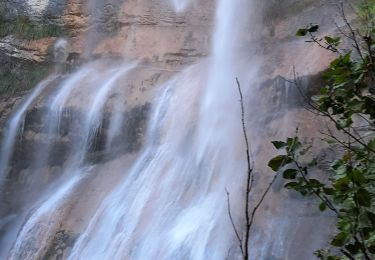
0;56;51;96
0;15;64;40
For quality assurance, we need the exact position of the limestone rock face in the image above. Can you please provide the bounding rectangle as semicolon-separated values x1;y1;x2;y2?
0;0;215;96
0;0;213;65
0;0;358;259
0;36;54;62
97;0;213;64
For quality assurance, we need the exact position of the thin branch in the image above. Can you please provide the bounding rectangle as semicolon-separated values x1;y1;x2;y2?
236;77;253;260
236;77;254;189
225;247;232;260
335;21;355;41
357;114;375;127
294;160;339;214
226;189;244;256
248;172;279;236
340;249;356;260
279;74;317;114
308;32;339;53
325;112;375;153
339;2;366;63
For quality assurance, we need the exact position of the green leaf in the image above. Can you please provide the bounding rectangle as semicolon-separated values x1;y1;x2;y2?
271;141;287;149
333;176;349;191
268;155;292;171
309;178;324;188
331;231;349;247
296;28;308;36
354;72;364;84
333;163;346;176
283;169;298;179
319;202;327;211
286;137;301;153
323;187;335;195
307;24;319;33
307;158;318;167
366;211;375;226
361;227;372;240
368;138;375;151
284;182;299;190
336;117;353;129
368;245;375;254
355;188;372;207
345;242;361;254
349;170;365;185
347;99;363;113
324;36;341;46
323;138;337;145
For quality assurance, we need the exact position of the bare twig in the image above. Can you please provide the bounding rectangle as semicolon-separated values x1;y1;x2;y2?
357;114;375;127
248;172;279;235
340;249;356;260
226;189;244;256
236;78;253;260
339;2;366;63
334;21;354;41
225;247;232;260
227;79;278;260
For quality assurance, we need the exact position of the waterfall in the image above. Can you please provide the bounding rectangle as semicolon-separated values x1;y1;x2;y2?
170;0;192;12
0;61;139;259
8;174;85;260
1;0;280;259
0;75;58;186
68;0;250;259
0;0;342;257
82;62;138;153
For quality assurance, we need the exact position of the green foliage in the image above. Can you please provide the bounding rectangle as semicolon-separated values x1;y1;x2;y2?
0;59;50;95
358;0;375;36
0;14;63;95
270;134;375;259
0;15;63;40
268;1;375;259
296;23;319;36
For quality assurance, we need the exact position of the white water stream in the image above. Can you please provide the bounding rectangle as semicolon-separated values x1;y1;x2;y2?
0;0;329;259
0;61;140;258
0;75;58;186
68;0;249;258
171;0;192;12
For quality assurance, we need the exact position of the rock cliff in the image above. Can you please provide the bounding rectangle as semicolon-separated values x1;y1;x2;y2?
0;0;357;259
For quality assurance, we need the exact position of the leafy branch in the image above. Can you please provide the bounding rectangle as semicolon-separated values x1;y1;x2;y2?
269;1;375;259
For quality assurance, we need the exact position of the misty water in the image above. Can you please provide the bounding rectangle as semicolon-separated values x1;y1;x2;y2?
0;0;332;259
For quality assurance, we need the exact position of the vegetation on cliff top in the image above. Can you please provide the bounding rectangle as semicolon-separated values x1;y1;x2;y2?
0;13;64;95
0;15;63;40
0;59;50;96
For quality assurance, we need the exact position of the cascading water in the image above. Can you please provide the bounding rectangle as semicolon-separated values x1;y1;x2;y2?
0;60;140;258
0;76;58;185
0;0;254;257
68;0;250;258
81;62;138;154
8;174;85;259
0;0;332;259
170;0;193;12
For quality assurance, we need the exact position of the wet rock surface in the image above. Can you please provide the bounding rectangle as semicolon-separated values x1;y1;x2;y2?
43;230;78;260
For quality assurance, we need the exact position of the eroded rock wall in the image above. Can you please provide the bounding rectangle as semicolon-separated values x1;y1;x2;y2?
0;0;359;259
